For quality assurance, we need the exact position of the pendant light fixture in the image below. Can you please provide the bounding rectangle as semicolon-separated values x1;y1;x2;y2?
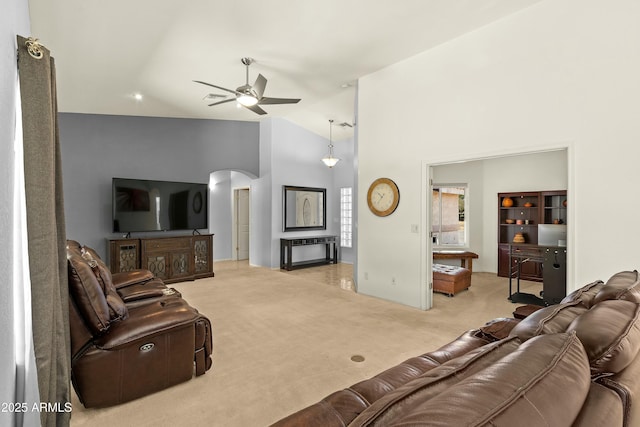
321;119;340;168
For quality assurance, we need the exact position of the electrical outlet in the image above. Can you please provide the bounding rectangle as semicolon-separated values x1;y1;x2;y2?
411;224;419;233
364;272;369;280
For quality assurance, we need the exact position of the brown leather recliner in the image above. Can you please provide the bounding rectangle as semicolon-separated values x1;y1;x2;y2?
66;240;213;408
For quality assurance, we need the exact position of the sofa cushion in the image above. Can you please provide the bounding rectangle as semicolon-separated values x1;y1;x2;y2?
600;345;640;427
111;269;155;289
561;279;605;308
350;329;491;407
351;333;590;427
593;270;640;305
272;329;494;427
349;336;522;426
475;317;521;342
572;382;624;427
81;245;113;282
508;300;587;342
68;251;128;335
567;299;640;375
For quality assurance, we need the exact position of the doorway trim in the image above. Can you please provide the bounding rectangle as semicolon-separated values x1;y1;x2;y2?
420;141;575;311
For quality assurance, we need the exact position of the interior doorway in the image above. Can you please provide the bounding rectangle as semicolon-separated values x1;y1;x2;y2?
234;188;250;261
422;146;572;310
209;169;256;263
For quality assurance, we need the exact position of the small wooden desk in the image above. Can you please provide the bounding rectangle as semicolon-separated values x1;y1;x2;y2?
433;250;479;273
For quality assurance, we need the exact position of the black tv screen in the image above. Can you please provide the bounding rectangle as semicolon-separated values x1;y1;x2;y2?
112;178;208;233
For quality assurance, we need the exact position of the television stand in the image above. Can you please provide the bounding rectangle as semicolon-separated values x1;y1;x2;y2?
109;234;214;283
280;235;339;271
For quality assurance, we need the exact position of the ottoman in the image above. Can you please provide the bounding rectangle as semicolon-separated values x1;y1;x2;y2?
432;264;471;297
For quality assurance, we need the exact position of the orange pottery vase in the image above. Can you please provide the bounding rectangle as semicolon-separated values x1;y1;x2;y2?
502;197;514;207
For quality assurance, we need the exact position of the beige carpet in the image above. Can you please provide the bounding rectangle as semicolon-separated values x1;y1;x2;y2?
69;262;541;426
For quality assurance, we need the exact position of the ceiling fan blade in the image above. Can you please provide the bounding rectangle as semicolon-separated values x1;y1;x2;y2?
258;96;301;105
253;74;267;99
244;104;268;115
208;98;236;107
193;80;241;96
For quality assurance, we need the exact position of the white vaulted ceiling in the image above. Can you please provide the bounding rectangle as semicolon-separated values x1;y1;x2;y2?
27;0;541;140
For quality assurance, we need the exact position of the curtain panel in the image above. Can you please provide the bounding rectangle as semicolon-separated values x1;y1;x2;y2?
17;35;71;427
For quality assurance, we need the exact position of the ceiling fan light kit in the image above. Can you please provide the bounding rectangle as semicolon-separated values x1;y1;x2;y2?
237;94;258;107
194;57;301;115
321;119;340;168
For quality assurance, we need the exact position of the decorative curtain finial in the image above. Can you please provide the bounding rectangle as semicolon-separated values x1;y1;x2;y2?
25;37;44;59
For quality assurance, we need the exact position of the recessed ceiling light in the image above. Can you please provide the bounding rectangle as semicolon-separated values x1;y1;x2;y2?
133;93;143;101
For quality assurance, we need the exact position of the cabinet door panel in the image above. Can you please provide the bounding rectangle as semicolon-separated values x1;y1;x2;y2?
145;254;168;280
109;239;140;272
193;238;210;274
170;252;192;279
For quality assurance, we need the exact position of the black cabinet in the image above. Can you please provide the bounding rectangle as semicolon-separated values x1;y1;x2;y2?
542;246;567;305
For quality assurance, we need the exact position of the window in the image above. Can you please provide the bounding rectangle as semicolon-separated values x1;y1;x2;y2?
432;185;467;247
340;187;352;248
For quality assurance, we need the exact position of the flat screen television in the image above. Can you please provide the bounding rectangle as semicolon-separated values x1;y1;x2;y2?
112;178;208;233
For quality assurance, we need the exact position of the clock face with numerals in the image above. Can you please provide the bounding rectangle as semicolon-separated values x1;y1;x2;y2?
367;178;400;217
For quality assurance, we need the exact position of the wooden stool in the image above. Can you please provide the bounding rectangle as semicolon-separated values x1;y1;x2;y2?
432;264;471;297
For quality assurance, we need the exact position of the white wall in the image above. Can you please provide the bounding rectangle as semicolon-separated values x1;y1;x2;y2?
357;0;640;308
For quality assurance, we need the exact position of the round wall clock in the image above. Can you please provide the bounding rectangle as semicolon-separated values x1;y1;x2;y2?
367;178;400;217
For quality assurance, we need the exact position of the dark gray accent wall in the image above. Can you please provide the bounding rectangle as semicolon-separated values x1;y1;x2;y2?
59;113;259;259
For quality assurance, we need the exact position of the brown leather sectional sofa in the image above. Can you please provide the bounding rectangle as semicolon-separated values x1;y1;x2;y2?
66;240;213;408
272;270;640;426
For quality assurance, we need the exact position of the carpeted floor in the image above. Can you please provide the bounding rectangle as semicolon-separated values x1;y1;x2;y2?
69;261;541;426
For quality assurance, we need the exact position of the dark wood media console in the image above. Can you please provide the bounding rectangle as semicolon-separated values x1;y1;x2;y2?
109;234;214;284
280;235;339;271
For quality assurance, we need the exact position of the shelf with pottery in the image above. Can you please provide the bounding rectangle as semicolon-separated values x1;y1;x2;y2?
497;190;567;281
498;192;540;246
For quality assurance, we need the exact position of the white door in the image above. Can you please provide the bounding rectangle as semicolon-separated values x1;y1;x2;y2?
235;188;250;260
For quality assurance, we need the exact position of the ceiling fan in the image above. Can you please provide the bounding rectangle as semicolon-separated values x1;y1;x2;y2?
194;57;301;115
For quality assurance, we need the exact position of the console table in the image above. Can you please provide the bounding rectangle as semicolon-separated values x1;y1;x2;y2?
433;250;479;273
280;235;339;271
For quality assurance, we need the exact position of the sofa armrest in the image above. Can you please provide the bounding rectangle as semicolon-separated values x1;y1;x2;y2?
93;298;200;350
111;269;155;289
116;277;176;304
